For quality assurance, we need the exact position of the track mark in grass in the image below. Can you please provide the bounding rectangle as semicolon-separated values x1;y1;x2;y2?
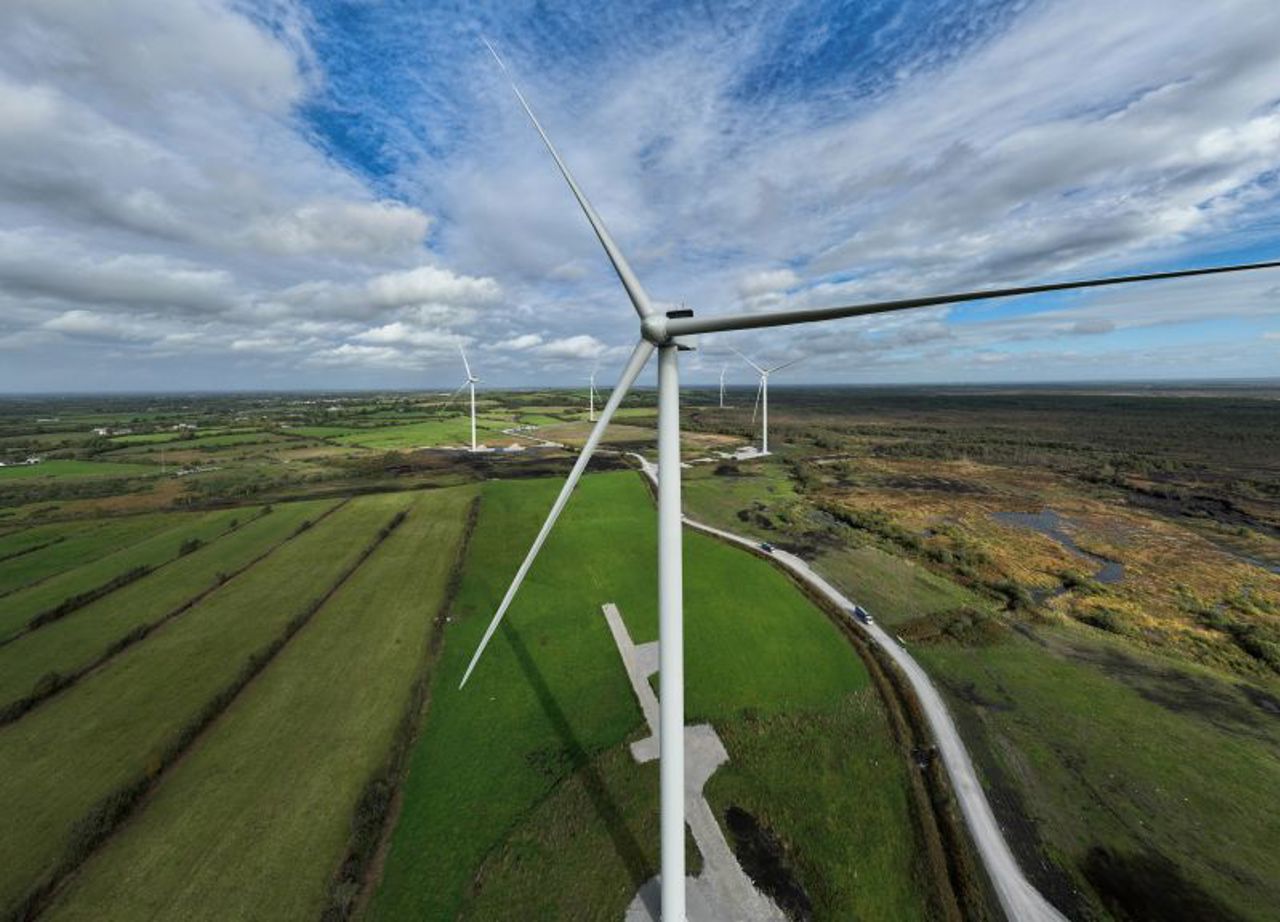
0;500;348;727
5;507;408;922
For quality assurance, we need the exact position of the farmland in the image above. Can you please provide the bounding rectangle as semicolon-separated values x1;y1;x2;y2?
0;383;1275;921
42;486;476;921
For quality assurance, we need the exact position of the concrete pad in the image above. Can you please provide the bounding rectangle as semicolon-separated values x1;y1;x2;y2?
601;603;786;922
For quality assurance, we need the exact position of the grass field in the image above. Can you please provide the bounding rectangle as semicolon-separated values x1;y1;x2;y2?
0;500;332;714
0;497;401;914
0;514;188;595
913;624;1280;920
0;460;155;480
816;544;986;626
331;416;514;450
369;472;932;920
43;487;476;922
0;508;247;640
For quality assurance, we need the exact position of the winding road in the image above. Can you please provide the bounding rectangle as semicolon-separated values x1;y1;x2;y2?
631;454;1068;922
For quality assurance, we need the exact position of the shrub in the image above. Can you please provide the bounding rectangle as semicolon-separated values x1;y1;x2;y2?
178;537;204;556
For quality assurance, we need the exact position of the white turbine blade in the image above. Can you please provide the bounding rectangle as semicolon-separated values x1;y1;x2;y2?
751;376;763;424
483;39;653;320
460;338;656;688
459;345;473;380
440;380;468;411
767;356;804;374
666;259;1280;338
729;346;766;375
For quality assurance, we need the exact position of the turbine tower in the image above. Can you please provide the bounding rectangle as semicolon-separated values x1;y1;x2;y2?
463;39;1280;922
734;349;802;456
718;364;727;409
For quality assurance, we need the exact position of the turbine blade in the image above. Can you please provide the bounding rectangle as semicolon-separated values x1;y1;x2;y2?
483;39;653;320
767;356;804;374
440;380;468;412
751;376;763;424
459;338;656;688
459;345;473;380
666;259;1280;337
729;346;766;374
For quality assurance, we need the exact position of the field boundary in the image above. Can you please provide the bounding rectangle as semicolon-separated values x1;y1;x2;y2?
5;506;407;922
0;499;350;728
325;494;482;922
0;536;66;567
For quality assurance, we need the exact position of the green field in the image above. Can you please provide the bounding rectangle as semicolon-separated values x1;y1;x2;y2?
914;626;1280;920
816;544;985;626
0;508;248;640
0;501;332;714
331;416;514;450
369;472;932;920
0;460;155;480
0;497;402;914
0;515;186;594
44;487;476;921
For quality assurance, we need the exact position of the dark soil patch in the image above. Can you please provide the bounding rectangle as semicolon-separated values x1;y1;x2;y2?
1238;683;1280;718
939;679;1015;712
723;805;813;921
1062;642;1275;739
1082;846;1246;921
882;475;988;494
939;697;1089;919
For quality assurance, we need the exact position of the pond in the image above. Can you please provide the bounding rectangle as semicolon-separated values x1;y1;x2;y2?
991;508;1125;585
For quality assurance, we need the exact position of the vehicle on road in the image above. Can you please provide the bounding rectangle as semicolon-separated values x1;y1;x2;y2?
852;605;874;625
759;542;774;553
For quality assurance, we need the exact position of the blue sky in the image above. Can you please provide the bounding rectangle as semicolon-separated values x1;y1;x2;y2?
0;0;1277;391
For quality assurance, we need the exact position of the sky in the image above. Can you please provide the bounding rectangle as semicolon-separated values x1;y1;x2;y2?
1;0;1278;392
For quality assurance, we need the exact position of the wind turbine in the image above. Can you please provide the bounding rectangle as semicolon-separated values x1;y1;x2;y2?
462;39;1280;922
718;364;727;409
589;361;599;422
456;345;480;452
734;349;802;456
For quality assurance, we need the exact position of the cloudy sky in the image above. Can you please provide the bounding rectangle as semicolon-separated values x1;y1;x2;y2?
1;0;1278;392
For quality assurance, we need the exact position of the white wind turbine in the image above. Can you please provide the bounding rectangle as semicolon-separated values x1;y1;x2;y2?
461;40;1280;922
734;348;803;456
588;360;599;422
718;363;727;409
450;345;480;452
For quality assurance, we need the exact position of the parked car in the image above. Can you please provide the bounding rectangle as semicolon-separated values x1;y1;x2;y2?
852;605;874;625
759;542;775;553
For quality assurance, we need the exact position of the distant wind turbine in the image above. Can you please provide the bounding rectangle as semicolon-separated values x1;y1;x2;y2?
462;38;1280;922
734;348;802;456
718;363;727;409
449;345;480;452
589;360;599;422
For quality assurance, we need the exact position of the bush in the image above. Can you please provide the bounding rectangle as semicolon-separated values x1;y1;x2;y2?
178;537;204;556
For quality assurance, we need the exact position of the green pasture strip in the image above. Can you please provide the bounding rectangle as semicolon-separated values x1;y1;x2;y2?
0;500;334;716
0;522;80;563
0;508;246;641
916;628;1280;921
107;432;184;445
44;488;475;922
0;497;400;915
0;511;198;602
0;515;185;597
370;472;897;921
0;460;155;480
